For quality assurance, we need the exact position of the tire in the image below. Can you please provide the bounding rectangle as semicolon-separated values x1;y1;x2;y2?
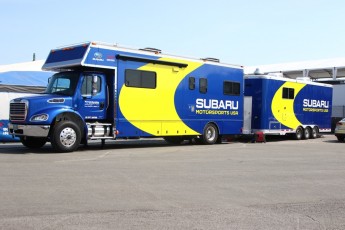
216;135;223;144
164;136;184;145
311;127;318;139
295;127;303;140
20;137;46;149
336;135;345;142
50;121;81;152
303;127;311;140
201;123;218;145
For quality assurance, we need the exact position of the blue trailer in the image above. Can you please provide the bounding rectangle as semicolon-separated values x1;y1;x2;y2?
8;42;244;152
244;74;333;139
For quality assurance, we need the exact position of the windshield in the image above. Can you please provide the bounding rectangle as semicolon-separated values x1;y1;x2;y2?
45;72;80;96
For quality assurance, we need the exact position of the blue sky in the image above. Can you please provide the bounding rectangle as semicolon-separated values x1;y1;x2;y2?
1;0;345;66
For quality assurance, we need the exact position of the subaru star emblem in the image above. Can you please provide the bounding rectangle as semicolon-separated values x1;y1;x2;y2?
94;52;103;59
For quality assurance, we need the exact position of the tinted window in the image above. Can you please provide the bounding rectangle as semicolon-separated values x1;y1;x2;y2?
82;75;101;96
282;87;294;99
223;81;240;96
125;69;156;89
199;78;207;94
189;77;195;90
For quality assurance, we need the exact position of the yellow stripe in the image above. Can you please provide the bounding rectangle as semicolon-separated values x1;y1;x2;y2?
119;57;202;136
271;81;306;129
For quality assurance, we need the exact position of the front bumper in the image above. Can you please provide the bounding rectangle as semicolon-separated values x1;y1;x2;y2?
335;129;345;135
8;124;50;137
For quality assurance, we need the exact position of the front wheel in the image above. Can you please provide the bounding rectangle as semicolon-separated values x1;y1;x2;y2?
336;135;345;142
20;137;47;149
201;123;218;145
50;121;81;152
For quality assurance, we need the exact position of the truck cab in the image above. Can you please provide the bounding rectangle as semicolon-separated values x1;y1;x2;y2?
9;70;114;152
46;71;108;121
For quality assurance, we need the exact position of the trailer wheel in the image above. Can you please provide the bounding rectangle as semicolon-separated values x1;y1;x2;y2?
295;127;303;140
202;123;218;145
303;127;311;139
20;137;47;149
50;121;81;152
311;127;318;139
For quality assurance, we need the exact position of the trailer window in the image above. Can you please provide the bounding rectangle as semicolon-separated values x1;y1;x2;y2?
223;81;240;96
199;78;207;94
189;77;195;90
282;87;294;99
125;69;156;89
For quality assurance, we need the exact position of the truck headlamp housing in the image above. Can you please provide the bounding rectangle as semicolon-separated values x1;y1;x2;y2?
30;114;49;122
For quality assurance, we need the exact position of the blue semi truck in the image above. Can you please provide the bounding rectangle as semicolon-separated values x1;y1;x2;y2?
8;42;244;152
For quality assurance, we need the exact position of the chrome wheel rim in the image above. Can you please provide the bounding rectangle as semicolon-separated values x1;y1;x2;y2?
305;129;310;138
59;127;77;147
312;128;317;138
206;126;216;142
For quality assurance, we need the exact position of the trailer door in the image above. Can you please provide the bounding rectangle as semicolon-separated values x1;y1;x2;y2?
243;96;252;134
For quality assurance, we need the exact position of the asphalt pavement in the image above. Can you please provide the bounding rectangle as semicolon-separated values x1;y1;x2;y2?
0;135;344;229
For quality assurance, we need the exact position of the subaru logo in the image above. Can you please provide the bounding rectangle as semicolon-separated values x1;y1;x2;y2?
94;52;103;59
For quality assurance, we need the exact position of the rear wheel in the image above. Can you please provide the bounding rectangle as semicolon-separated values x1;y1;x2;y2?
50;121;81;152
202;123;218;145
303;127;311;139
20;137;46;149
311;127;318;139
295;127;303;140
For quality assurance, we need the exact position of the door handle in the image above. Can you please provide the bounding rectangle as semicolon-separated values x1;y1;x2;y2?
100;102;105;110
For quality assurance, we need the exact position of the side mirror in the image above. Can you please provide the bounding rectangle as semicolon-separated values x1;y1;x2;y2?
92;76;98;96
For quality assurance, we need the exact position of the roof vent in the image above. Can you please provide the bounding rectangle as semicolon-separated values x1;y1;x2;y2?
201;57;220;63
139;47;162;54
254;68;264;75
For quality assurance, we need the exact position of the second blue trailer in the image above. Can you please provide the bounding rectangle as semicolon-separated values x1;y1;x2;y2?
244;74;333;139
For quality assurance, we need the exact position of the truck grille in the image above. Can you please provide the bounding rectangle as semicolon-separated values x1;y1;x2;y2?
10;102;27;122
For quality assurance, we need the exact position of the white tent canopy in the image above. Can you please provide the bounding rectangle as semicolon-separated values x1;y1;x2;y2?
245;58;345;81
0;60;45;73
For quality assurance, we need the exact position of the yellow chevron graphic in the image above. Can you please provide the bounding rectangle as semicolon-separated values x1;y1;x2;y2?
271;81;306;129
119;57;202;136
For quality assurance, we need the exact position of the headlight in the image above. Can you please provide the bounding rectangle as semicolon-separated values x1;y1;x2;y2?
30;114;49;122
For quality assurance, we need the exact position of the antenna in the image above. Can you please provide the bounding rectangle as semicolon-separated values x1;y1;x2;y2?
139;47;162;54
201;57;220;63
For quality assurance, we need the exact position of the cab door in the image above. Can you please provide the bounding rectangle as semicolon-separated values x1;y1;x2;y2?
78;73;107;120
